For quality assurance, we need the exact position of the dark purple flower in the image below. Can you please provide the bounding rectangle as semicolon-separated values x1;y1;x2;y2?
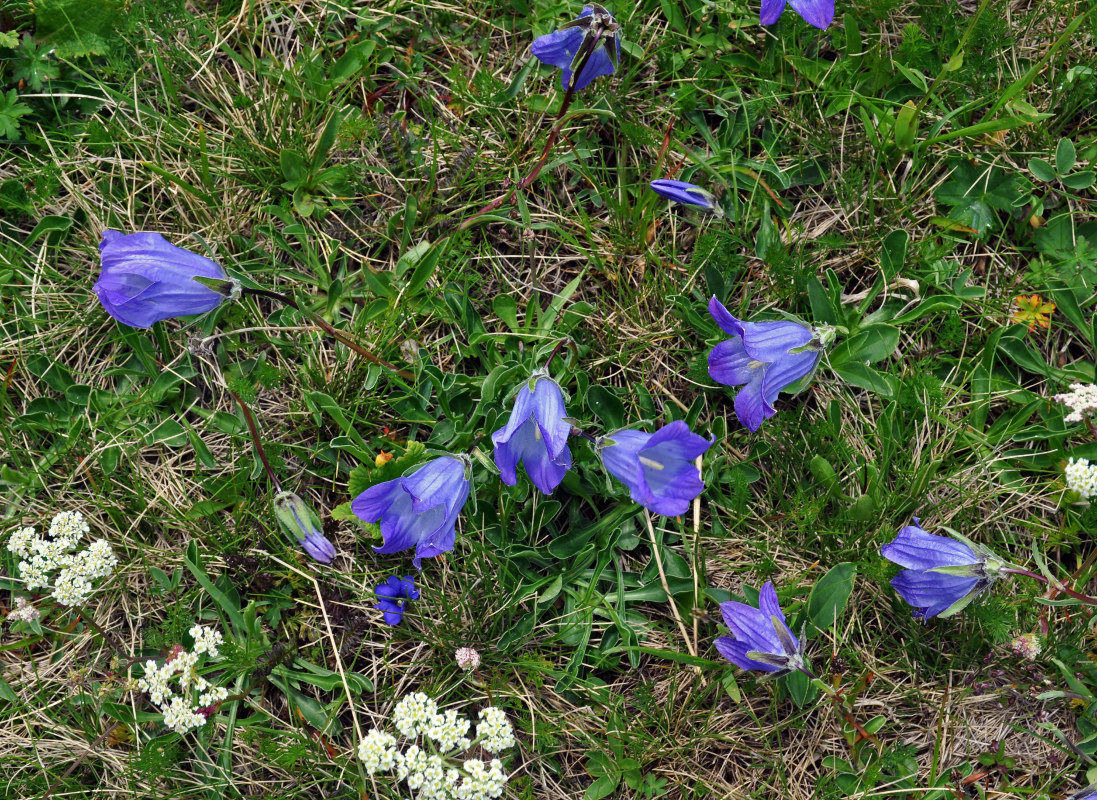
94;230;239;328
597;420;713;516
492;371;572;495
530;5;621;91
760;0;833;29
881;519;1009;619
1068;787;1097;800
375;575;419;625
351;455;471;568
273;490;336;565
649;179;719;213
707;297;822;432
715;582;806;676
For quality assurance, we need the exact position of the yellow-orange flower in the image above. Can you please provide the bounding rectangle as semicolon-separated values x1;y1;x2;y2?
1011;294;1055;331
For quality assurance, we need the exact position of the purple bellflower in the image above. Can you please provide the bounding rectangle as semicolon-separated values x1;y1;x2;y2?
596;420;713;516
351;455;471;568
649;180;721;215
715;582;807;677
94;230;240;328
760;0;834;30
530;5;621;91
375;575;419;625
880;519;1012;619
1068;788;1097;800
492;370;572;495
273;490;336;565
707;296;825;432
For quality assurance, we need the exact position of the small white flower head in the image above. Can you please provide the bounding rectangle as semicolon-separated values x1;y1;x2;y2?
161;696;206;734
455;646;481;671
476;706;516;754
7;596;41;624
425;708;472;753
189;625;224;657
454;758;508;800
392;691;439;738
1066;457;1097;499
7;526;36;558
1055;383;1097;422
1010;632;1042;661
358;728;400;774
48;511;90;548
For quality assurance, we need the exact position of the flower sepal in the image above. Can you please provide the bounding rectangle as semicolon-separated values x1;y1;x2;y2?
191;274;244;301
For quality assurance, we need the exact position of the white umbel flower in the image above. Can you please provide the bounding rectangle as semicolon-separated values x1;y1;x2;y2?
476;706;516;754
1066;457;1097;499
1055;383;1097;422
358;728;400;773
393;691;439;738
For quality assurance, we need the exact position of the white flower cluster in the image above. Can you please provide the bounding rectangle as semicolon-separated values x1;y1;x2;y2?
476;707;516;754
135;625;229;734
1009;632;1042;661
359;692;515;800
6;511;118;606
1055;383;1097;422
1065;457;1097;499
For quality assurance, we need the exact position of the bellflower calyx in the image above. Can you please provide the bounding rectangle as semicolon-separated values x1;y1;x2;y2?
596;420;713;516
760;0;834;30
492;369;572;495
530;5;621;91
649;179;722;215
707;297;824;432
880;519;1012;619
94;230;240;328
273;490;336;565
352;455;471;568
715;582;806;677
375;575;419;625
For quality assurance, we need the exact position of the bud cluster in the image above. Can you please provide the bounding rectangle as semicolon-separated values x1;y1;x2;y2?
357;691;516;800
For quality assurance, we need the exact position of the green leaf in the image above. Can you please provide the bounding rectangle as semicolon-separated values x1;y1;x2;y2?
1056;138;1077;175
806;563;856;632
587;385;625;429
829;325;899;366
279;150;308;186
890;295;962;324
829;361;897;397
1028;157;1056;182
879;229;908;282
585;775;620;800
0;90;32;140
1061;170;1095;190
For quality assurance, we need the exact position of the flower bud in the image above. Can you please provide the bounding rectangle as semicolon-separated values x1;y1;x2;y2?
273;491;336;565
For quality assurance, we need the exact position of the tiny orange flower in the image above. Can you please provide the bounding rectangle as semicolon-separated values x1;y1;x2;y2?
1011;294;1055;331
375;451;394;468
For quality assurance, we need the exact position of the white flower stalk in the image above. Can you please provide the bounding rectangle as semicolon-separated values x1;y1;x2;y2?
359;692;516;800
135;624;229;734
6;511;117;606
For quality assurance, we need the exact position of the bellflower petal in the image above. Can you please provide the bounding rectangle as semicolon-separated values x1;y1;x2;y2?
273;490;336;565
716;582;805;675
707;297;821;432
598;420;713;516
649;180;719;212
492;373;573;494
759;0;833;29
881;519;1009;620
94;230;237;328
530;5;621;91
352;456;471;568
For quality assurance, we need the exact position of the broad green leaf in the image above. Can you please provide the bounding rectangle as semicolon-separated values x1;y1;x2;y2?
806;562;856;632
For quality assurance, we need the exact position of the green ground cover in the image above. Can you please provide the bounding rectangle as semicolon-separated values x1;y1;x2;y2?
2;0;1097;798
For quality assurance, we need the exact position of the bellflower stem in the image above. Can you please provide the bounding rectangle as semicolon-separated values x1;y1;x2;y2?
458;36;603;231
228;390;282;493
798;665;881;751
241;287;412;380
1002;568;1097;606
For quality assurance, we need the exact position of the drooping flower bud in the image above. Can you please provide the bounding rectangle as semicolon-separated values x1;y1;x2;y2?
273;491;336;565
